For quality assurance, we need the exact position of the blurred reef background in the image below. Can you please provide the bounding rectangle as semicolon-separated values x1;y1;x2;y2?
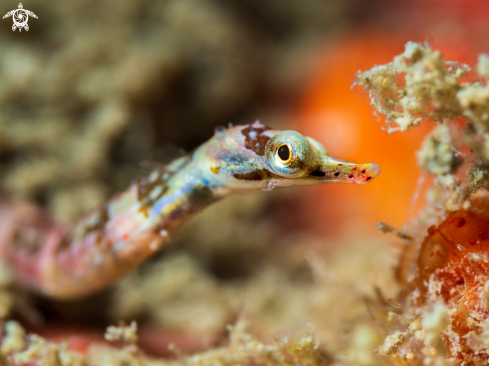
1;0;489;365
0;0;352;222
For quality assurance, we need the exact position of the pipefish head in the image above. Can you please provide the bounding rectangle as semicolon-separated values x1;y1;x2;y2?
195;121;381;193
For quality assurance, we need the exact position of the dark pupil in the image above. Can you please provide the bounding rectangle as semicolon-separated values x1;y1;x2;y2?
278;145;290;161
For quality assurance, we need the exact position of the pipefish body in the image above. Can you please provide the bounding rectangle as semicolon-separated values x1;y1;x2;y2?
0;121;380;299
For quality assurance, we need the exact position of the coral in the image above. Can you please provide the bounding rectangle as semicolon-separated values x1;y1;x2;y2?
356;42;489;365
355;42;475;133
379;331;406;355
105;321;138;344
409;204;489;364
0;315;328;366
417;125;463;176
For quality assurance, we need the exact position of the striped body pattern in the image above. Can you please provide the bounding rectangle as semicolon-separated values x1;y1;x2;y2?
0;122;380;299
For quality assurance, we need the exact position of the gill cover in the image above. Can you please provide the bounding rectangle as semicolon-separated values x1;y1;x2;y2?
266;131;310;177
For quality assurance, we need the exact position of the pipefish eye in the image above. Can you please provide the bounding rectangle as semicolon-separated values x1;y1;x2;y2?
266;131;309;177
277;144;291;162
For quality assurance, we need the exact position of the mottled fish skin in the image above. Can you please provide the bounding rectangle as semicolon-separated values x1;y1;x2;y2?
0;121;380;299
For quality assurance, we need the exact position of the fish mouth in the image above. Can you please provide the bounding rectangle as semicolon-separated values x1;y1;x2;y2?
308;156;381;185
